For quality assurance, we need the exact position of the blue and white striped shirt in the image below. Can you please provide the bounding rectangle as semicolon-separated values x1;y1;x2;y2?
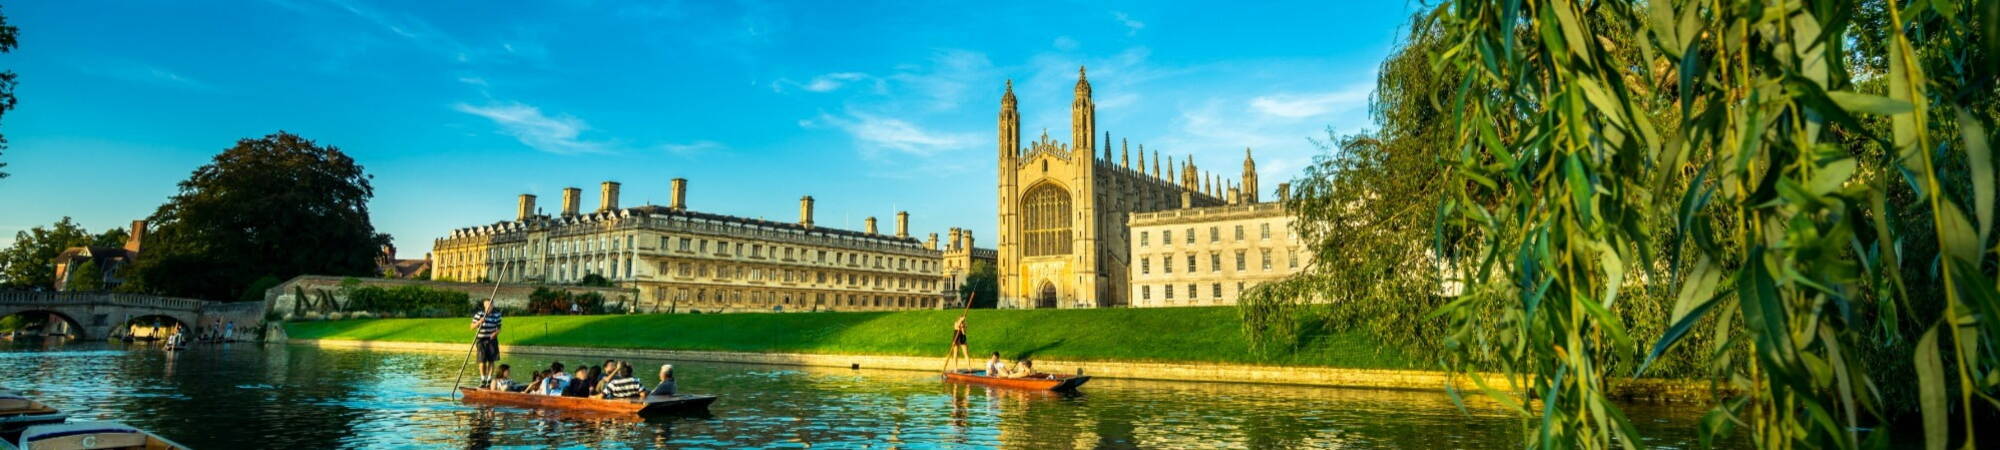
472;310;501;339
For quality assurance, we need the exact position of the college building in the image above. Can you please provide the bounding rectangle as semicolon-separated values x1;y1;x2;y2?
431;179;968;313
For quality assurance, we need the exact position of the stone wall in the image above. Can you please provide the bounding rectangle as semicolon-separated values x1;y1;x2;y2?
264;275;635;315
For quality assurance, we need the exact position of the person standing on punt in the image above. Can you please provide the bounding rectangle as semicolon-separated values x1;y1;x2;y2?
469;298;503;385
947;315;971;371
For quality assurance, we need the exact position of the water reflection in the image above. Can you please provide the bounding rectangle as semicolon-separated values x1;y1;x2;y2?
0;341;1727;448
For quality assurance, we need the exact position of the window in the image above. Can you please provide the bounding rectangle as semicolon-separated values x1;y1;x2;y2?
700;239;709;253
1213;283;1223;298
785;248;794;260
1141;258;1151;274
1163;254;1173;273
1235;250;1247;271
753;244;763;258
1140;231;1150;246
1165;285;1175;299
1234;225;1244;241
1210;226;1219;242
1022;184;1074;256
1185;228;1195;244
1262;249;1273;270
1261;223;1271;239
1210;253;1221;272
1141;286;1151;300
1290;250;1300;268
1163;230;1172;244
1186;254;1197;273
678;238;692;252
1188;283;1199;299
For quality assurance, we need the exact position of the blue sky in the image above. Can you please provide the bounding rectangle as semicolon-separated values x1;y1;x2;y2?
0;0;1417;256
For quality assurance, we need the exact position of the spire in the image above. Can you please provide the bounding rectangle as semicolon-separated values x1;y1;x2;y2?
1151;149;1161;178
1121;139;1130;168
1002;79;1017;108
1103;132;1113;161
1242;147;1260;203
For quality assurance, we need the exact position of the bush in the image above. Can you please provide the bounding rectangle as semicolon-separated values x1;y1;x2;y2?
526;287;607;315
240;275;283;302
344;284;474;318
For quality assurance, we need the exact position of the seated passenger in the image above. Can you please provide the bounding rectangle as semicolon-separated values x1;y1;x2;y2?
562;367;594;397
650;364;677;397
602;365;645;400
487;364;525;391
984;352;1005;377
541;362;571;396
1008;359;1038;378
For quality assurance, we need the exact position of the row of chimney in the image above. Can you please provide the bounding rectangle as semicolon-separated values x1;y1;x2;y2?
513;179;916;239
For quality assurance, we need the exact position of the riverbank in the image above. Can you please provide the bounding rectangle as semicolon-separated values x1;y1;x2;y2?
285;308;1712;402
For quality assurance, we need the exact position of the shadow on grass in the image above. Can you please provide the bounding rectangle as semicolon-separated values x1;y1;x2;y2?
1011;338;1067;361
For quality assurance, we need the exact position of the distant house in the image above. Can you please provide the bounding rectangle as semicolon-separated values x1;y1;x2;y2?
377;244;432;279
53;220;146;291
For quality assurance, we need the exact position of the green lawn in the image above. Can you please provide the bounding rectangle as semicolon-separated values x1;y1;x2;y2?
284;307;1416;369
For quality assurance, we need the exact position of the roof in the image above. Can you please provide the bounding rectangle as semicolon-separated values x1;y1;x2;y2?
450;203;925;247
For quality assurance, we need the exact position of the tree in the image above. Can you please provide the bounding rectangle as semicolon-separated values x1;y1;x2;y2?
126;132;388;300
959;260;998;308
0;6;18;180
63;260;101;292
577;273;612;287
0;217;94;289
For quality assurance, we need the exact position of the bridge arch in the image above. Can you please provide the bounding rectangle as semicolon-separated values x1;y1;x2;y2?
0;309;87;339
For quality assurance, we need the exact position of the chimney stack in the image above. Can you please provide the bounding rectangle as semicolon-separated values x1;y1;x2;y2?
865;217;878;235
598;181;621;212
561;187;581;216
959;229;974;251
517;194;538;221
1277;182;1292;203
895;211;910;238
799;196;815;229
670;178;688;210
125;220;146;254
926;233;939;250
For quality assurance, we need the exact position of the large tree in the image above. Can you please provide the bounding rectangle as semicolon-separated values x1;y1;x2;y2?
0;217;92;288
958;260;998;308
0;6;18;179
127;132;387;300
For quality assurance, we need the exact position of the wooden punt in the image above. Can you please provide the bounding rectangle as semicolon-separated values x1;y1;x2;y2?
944;370;1091;391
456;388;716;415
0;393;68;441
2;422;189;450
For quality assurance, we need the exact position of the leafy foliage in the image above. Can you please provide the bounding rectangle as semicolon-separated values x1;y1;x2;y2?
1425;0;1997;448
0;6;18;180
62;260;101;292
959;260;999;308
344;285;473;318
528;287;607;315
576;273;613;287
0;217;121;289
126;132;388;301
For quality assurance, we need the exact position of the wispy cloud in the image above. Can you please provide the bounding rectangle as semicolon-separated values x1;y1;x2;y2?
1112;12;1145;36
77;60;215;91
773;72;879;93
659;140;725;156
453;101;610;155
1249;84;1372;118
803;111;974;158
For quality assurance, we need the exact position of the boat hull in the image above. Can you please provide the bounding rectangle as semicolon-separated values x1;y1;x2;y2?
943;371;1091;391
9;421;190;450
457;388;715;416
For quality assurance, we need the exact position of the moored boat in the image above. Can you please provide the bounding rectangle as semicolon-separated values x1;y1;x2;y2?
2;421;189;450
0;393;67;441
456;388;716;415
944;370;1091;391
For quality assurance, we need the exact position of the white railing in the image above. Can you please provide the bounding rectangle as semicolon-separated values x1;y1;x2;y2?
0;291;219;311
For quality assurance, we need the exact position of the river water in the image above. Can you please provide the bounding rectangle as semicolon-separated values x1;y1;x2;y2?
0;340;1724;448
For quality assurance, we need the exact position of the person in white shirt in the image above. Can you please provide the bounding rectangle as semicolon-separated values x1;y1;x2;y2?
984;352;1005;376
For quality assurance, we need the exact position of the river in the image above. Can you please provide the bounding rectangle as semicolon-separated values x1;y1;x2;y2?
0;340;1725;448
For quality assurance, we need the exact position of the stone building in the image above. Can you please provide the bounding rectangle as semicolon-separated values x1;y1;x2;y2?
52;220;146;291
432;179;957;313
1126;185;1306;307
995;67;1265;309
936;227;997;307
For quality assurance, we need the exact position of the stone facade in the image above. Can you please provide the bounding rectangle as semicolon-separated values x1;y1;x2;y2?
1127;202;1305;307
995;68;1268;309
935;227;996;306
431;179;960;313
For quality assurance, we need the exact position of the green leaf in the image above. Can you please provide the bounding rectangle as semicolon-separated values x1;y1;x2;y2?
1598;242;1625;309
1825;91;1914;116
1939;200;1978;264
1808;158;1857;196
1638;289;1721;376
1960;110;1993;246
1567;153;1595;227
1914;325;1947;450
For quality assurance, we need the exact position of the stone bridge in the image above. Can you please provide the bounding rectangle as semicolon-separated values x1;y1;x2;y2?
0;291;266;340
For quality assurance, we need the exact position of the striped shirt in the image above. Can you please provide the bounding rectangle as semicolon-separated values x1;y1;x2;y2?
602;376;645;399
472;310;501;339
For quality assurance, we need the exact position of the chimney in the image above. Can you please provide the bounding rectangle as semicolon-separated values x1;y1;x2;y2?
926;233;939;250
1277;182;1292;203
561;187;581;216
1181;191;1194;209
895;211;910;238
799;196;816;229
865;217;878;235
960;229;974;251
517;194;537;221
670;178;688;210
124;220;146;254
598;181;621;212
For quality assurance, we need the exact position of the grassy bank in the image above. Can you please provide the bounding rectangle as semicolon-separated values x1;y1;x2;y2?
284;307;1416;369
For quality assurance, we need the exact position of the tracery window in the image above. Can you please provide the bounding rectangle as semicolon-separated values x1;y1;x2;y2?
1021;184;1073;256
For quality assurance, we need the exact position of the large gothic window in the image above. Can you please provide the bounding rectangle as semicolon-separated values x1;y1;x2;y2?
1022;184;1073;256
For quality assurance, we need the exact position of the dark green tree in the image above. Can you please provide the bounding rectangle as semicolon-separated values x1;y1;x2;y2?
0;217;94;288
63;260;101;292
576;273;613;287
127;132;388;300
958;260;998;308
0;6;18;180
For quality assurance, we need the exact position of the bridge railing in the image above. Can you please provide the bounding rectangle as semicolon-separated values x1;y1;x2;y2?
0;291;221;311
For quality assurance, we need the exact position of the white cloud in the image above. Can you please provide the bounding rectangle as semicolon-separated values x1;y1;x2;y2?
1249;86;1371;119
806;111;974;158
1113;12;1145;36
804;72;870;92
659;140;725;156
453;101;610;155
78;60;215;91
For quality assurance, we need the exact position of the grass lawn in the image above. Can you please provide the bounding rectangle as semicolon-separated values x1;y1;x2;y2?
284;307;1417;369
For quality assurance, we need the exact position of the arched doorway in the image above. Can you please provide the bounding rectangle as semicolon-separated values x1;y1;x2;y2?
1036;282;1058;309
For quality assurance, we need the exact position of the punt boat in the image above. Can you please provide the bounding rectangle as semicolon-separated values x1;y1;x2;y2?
0;393;67;440
943;370;1091;391
1;422;189;450
456;388;716;415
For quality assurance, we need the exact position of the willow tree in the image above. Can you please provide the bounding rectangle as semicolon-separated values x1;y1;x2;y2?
1429;0;1996;448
